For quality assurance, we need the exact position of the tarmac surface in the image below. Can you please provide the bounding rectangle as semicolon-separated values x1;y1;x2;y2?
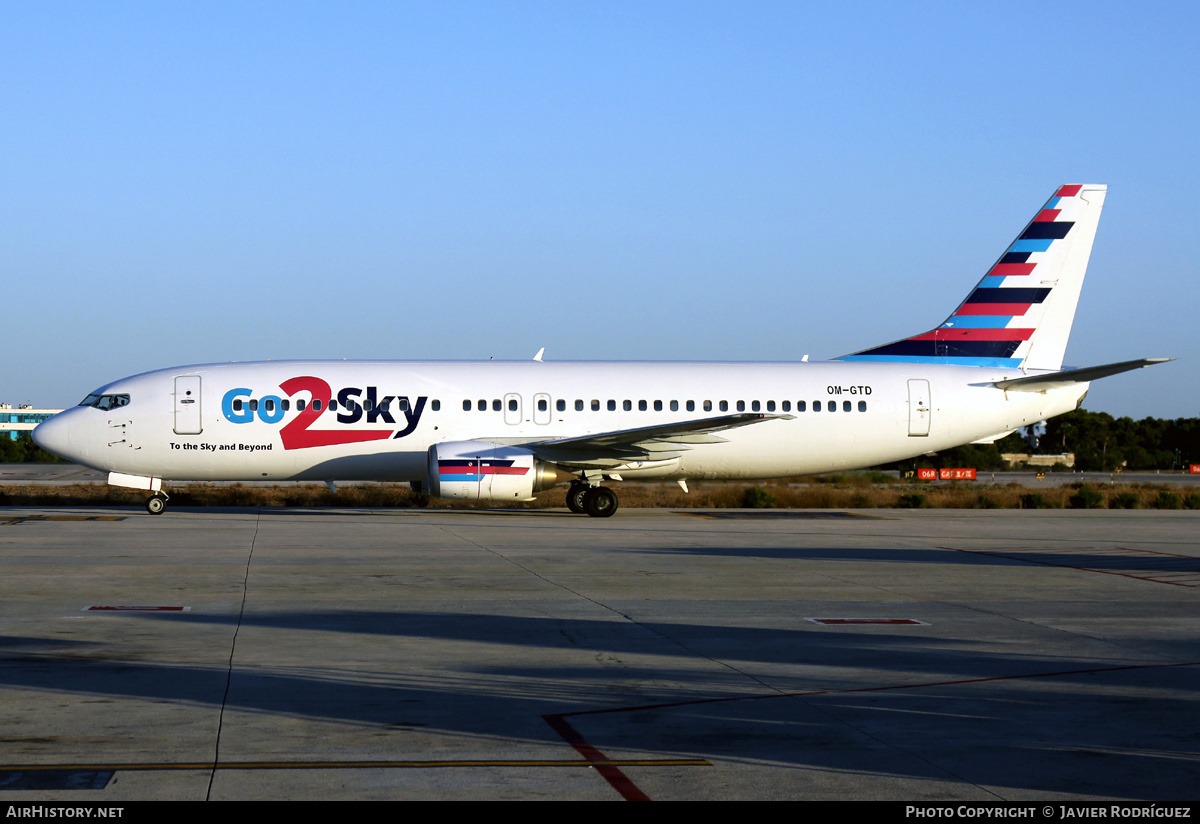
0;505;1197;801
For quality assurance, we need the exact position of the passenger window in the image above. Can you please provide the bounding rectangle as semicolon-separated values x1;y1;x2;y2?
477;399;486;411
463;400;472;411
797;401;805;412
249;399;259;411
493;399;501;411
828;401;836;412
719;401;728;412
736;401;745;412
297;399;306;412
607;400;616;411
623;400;632;412
363;399;374;411
843;401;851;412
398;398;409;412
538;399;547;412
813;401;821;412
264;399;275;413
576;400;584;411
670;400;678;412
859;401;867;412
432;400;440;411
508;399;518;411
781;401;790;412
638;400;647;411
557;399;566;412
703;400;712;412
591;399;600;411
686;400;695;412
312;399;322;412
751;401;760;412
654;400;663;411
233;399;243;412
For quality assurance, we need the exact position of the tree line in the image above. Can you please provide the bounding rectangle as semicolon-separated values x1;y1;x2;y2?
906;409;1200;472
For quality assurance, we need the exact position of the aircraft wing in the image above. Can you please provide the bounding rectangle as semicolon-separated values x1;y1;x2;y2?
994;358;1173;391
490;412;793;468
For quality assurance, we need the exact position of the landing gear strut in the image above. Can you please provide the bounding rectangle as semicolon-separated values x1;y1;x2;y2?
146;493;168;515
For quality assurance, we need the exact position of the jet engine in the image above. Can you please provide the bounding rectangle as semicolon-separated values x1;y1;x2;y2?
427;441;561;502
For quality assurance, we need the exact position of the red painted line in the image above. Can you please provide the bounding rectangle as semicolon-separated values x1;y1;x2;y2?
1033;209;1062;222
808;618;925;625
543;714;650;801
1056;185;1082;197
85;606;189;611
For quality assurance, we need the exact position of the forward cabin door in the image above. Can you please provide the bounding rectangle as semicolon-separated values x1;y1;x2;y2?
907;379;931;436
174;375;202;435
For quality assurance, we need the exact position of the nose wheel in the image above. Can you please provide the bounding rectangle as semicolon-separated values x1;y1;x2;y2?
146;494;168;515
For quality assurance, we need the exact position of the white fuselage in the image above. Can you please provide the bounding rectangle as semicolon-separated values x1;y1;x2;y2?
37;359;1087;483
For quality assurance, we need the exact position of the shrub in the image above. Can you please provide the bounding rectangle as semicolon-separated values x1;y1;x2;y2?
1068;485;1105;509
740;487;777;508
1152;491;1182;510
1110;491;1139;509
897;493;926;508
1020;493;1048;509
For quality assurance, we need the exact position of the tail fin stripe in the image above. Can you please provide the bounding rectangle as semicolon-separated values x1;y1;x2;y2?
988;263;1036;277
837;184;1105;368
1020;222;1074;240
954;303;1033;316
1010;238;1055;253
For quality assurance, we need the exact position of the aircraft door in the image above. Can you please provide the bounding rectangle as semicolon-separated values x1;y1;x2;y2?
504;393;522;426
174;375;202;435
907;379;931;437
533;393;551;425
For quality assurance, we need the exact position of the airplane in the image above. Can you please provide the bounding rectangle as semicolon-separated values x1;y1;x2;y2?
33;184;1170;517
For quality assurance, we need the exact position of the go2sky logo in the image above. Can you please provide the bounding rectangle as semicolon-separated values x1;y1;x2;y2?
221;376;426;450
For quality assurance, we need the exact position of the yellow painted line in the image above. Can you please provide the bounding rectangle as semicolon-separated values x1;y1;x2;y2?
1;759;710;771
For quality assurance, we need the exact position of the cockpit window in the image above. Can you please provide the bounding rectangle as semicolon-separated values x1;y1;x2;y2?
78;393;130;410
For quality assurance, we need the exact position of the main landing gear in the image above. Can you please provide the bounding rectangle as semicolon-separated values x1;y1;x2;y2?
565;483;619;518
146;493;169;515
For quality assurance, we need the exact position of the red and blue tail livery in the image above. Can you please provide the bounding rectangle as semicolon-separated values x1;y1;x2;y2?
839;185;1106;370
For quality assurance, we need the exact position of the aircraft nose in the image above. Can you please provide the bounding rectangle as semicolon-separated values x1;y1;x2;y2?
32;412;71;459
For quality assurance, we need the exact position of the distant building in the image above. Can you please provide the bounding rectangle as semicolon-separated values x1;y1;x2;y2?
0;404;62;440
1001;452;1075;468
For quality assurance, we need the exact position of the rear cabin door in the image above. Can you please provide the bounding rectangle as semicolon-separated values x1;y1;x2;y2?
174;375;202;435
907;379;930;437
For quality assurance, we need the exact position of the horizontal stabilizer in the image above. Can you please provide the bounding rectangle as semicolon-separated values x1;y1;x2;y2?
994;358;1173;391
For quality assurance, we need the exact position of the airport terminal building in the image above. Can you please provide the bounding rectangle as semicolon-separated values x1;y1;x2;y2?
0;404;61;439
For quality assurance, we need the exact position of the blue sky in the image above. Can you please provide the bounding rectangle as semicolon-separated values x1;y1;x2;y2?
4;1;1197;418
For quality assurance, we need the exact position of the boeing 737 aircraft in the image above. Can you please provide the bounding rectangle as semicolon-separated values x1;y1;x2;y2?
34;185;1169;516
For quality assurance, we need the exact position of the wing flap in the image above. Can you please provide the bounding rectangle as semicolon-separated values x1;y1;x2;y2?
521;412;793;468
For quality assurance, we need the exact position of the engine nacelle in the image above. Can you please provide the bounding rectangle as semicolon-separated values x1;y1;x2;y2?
427;441;560;502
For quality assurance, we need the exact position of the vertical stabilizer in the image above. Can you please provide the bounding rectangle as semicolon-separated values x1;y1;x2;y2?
839;185;1107;370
